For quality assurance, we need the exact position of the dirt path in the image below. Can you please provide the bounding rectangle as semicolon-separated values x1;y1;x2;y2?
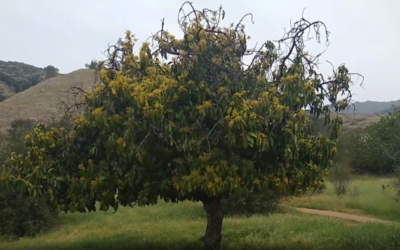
295;208;389;224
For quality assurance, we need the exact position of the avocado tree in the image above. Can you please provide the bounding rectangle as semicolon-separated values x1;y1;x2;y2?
1;3;362;250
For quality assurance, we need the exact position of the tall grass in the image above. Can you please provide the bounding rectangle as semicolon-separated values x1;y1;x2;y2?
0;193;399;249
285;176;400;221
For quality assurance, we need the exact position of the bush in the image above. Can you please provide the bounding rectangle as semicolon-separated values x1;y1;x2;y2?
346;109;400;175
0;192;56;238
222;189;280;216
0;119;58;238
334;128;360;163
329;161;353;196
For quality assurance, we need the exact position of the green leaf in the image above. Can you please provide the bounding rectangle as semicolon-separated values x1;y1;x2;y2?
247;132;257;138
243;136;248;149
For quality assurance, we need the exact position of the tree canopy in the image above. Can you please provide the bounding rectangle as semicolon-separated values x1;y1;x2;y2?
0;60;45;94
350;107;400;174
1;3;362;250
85;60;99;70
44;65;59;79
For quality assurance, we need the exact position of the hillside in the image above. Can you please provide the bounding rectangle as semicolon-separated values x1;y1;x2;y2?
0;60;395;132
0;69;96;133
338;113;381;129
0;60;46;100
0;81;14;101
379;105;400;114
341;100;400;115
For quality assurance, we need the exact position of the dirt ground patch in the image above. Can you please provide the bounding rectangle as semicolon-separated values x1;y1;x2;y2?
295;207;389;223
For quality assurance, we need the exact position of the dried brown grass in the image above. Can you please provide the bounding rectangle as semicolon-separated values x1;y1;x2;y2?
338;113;381;129
0;69;385;133
0;81;15;97
0;69;96;133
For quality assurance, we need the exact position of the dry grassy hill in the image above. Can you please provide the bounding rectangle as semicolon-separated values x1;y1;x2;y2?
0;67;387;133
0;60;46;99
0;81;14;98
0;69;96;133
339;113;381;129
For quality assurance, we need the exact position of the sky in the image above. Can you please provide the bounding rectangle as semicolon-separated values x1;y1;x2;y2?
1;0;399;102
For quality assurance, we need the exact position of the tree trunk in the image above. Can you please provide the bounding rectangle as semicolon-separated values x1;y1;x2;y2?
201;197;224;250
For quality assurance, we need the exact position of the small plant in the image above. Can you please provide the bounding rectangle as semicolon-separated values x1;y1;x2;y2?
349;186;360;198
329;162;353;196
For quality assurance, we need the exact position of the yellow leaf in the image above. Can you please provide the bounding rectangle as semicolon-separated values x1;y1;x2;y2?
138;94;144;105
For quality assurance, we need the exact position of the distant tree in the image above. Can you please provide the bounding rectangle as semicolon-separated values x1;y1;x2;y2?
7;119;36;142
43;65;59;79
85;60;98;70
1;3;363;250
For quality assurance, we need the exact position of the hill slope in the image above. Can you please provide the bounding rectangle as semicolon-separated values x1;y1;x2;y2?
0;69;96;133
0;65;395;132
341;100;400;115
0;81;14;100
378;105;400;114
0;60;46;99
338;113;381;129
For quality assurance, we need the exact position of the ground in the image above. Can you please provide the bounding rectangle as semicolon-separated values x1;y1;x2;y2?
1;176;399;250
285;176;400;221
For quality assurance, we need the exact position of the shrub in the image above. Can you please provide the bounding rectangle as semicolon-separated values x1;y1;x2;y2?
0;192;56;238
348;109;400;174
349;185;360;198
329;161;353;196
334;128;360;164
0;119;57;238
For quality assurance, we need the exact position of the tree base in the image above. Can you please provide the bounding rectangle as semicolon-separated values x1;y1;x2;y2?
201;197;224;250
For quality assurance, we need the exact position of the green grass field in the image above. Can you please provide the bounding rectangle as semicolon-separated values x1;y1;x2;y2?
285;176;400;221
1;176;400;250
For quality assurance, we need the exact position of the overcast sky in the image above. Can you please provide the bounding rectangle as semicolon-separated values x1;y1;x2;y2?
1;0;399;102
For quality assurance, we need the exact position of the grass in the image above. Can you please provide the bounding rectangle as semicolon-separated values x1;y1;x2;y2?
1;176;400;250
0;69;96;133
284;176;400;221
0;81;15;98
